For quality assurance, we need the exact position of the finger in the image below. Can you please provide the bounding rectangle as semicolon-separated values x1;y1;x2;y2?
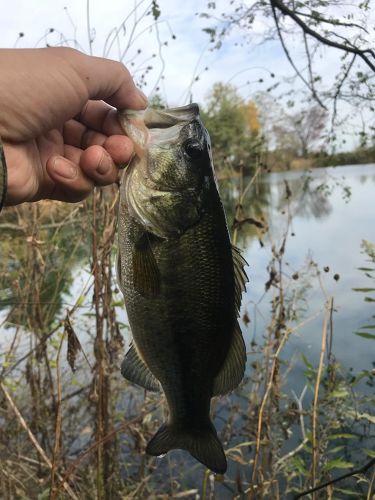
79;145;119;186
75;101;124;135
103;135;134;164
63;119;108;149
64;144;122;186
58;48;148;109
46;155;94;203
64;144;83;165
63;121;133;164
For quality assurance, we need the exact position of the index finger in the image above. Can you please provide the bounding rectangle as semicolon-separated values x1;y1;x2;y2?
58;48;148;110
76;101;124;136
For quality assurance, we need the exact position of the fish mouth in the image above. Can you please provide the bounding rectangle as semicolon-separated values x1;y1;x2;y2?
120;103;200;129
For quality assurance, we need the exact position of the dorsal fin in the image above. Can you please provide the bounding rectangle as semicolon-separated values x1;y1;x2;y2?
212;322;246;396
121;344;161;392
232;245;248;311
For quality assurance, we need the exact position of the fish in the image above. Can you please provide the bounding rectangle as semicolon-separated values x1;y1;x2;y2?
116;103;248;474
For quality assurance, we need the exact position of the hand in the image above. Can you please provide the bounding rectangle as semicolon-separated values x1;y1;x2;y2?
0;47;148;205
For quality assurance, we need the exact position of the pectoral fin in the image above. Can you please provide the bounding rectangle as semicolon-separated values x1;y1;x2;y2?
121;344;161;392
212;322;246;396
133;233;160;298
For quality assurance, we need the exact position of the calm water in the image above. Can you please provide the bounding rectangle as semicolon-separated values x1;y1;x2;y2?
0;163;374;496
240;164;375;379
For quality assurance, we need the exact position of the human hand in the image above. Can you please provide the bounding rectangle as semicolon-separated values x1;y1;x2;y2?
0;47;147;205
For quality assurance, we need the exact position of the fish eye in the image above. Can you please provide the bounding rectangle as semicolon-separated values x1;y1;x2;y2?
183;139;203;160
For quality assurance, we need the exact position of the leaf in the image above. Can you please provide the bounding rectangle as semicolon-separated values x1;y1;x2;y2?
360;324;375;329
363;448;375;458
330;387;349;398
335;488;363;497
151;0;161;20
301;353;313;370
328;446;345;454
65;316;82;373
328;433;355;440
357;267;374;272
76;294;85;306
323;459;353;471
291;456;308;474
352;287;375;292
355;332;375;340
364;297;375;302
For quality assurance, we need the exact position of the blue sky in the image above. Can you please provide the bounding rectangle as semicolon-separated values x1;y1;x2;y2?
0;0;372;150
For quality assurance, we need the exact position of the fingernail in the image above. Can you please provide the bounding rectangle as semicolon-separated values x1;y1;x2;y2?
96;151;111;175
53;157;77;179
136;88;148;106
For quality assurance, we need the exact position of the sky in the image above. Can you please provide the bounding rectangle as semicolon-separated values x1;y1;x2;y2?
0;0;285;103
0;0;373;150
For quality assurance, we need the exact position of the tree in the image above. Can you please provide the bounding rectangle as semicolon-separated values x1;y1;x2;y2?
201;82;263;172
288;105;328;156
255;92;328;157
200;1;375;147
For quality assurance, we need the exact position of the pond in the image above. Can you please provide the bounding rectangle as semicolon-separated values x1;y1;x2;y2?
0;163;374;498
240;163;375;384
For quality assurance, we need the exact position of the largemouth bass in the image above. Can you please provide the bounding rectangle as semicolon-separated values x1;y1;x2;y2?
117;103;247;474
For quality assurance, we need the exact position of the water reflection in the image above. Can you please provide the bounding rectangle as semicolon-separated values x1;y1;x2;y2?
0;203;89;332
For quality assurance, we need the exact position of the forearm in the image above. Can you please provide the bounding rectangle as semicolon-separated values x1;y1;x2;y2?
0;138;7;211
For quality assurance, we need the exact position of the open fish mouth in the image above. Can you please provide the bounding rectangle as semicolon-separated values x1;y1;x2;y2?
120;103;200;128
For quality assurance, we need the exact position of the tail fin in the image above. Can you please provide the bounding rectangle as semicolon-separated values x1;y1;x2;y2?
146;423;227;474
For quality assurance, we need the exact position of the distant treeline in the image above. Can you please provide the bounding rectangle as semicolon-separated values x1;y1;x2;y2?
263;145;375;172
310;145;375;168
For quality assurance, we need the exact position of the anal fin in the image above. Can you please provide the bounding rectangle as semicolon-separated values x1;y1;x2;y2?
121;344;161;392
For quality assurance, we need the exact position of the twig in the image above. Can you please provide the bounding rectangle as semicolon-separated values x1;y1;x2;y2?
232;165;262;246
58;402;161;488
270;0;375;72
294;457;375;499
251;325;293;484
0;382;78;500
49;334;65;500
311;297;333;495
270;1;327;110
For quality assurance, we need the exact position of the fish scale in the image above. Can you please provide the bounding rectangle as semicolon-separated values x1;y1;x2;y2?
117;103;248;473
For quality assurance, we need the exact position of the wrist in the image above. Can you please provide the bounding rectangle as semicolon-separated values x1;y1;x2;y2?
0;138;7;211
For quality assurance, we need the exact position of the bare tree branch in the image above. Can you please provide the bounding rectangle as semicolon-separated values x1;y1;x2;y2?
270;1;327;110
270;0;375;72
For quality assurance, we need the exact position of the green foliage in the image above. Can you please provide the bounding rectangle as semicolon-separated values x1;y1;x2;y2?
353;240;375;340
201;82;264;174
149;92;166;109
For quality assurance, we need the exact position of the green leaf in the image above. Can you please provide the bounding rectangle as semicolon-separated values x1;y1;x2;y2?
352;287;375;292
291;456;308;474
328;445;345;454
360;324;375;329
355;332;375;340
363;448;375;458
357;267;374;272
335;488;363;497
323;459;353;471
76;294;85;306
330;387;349;398
328;433;355;440
364;297;375;302
301;353;313;370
